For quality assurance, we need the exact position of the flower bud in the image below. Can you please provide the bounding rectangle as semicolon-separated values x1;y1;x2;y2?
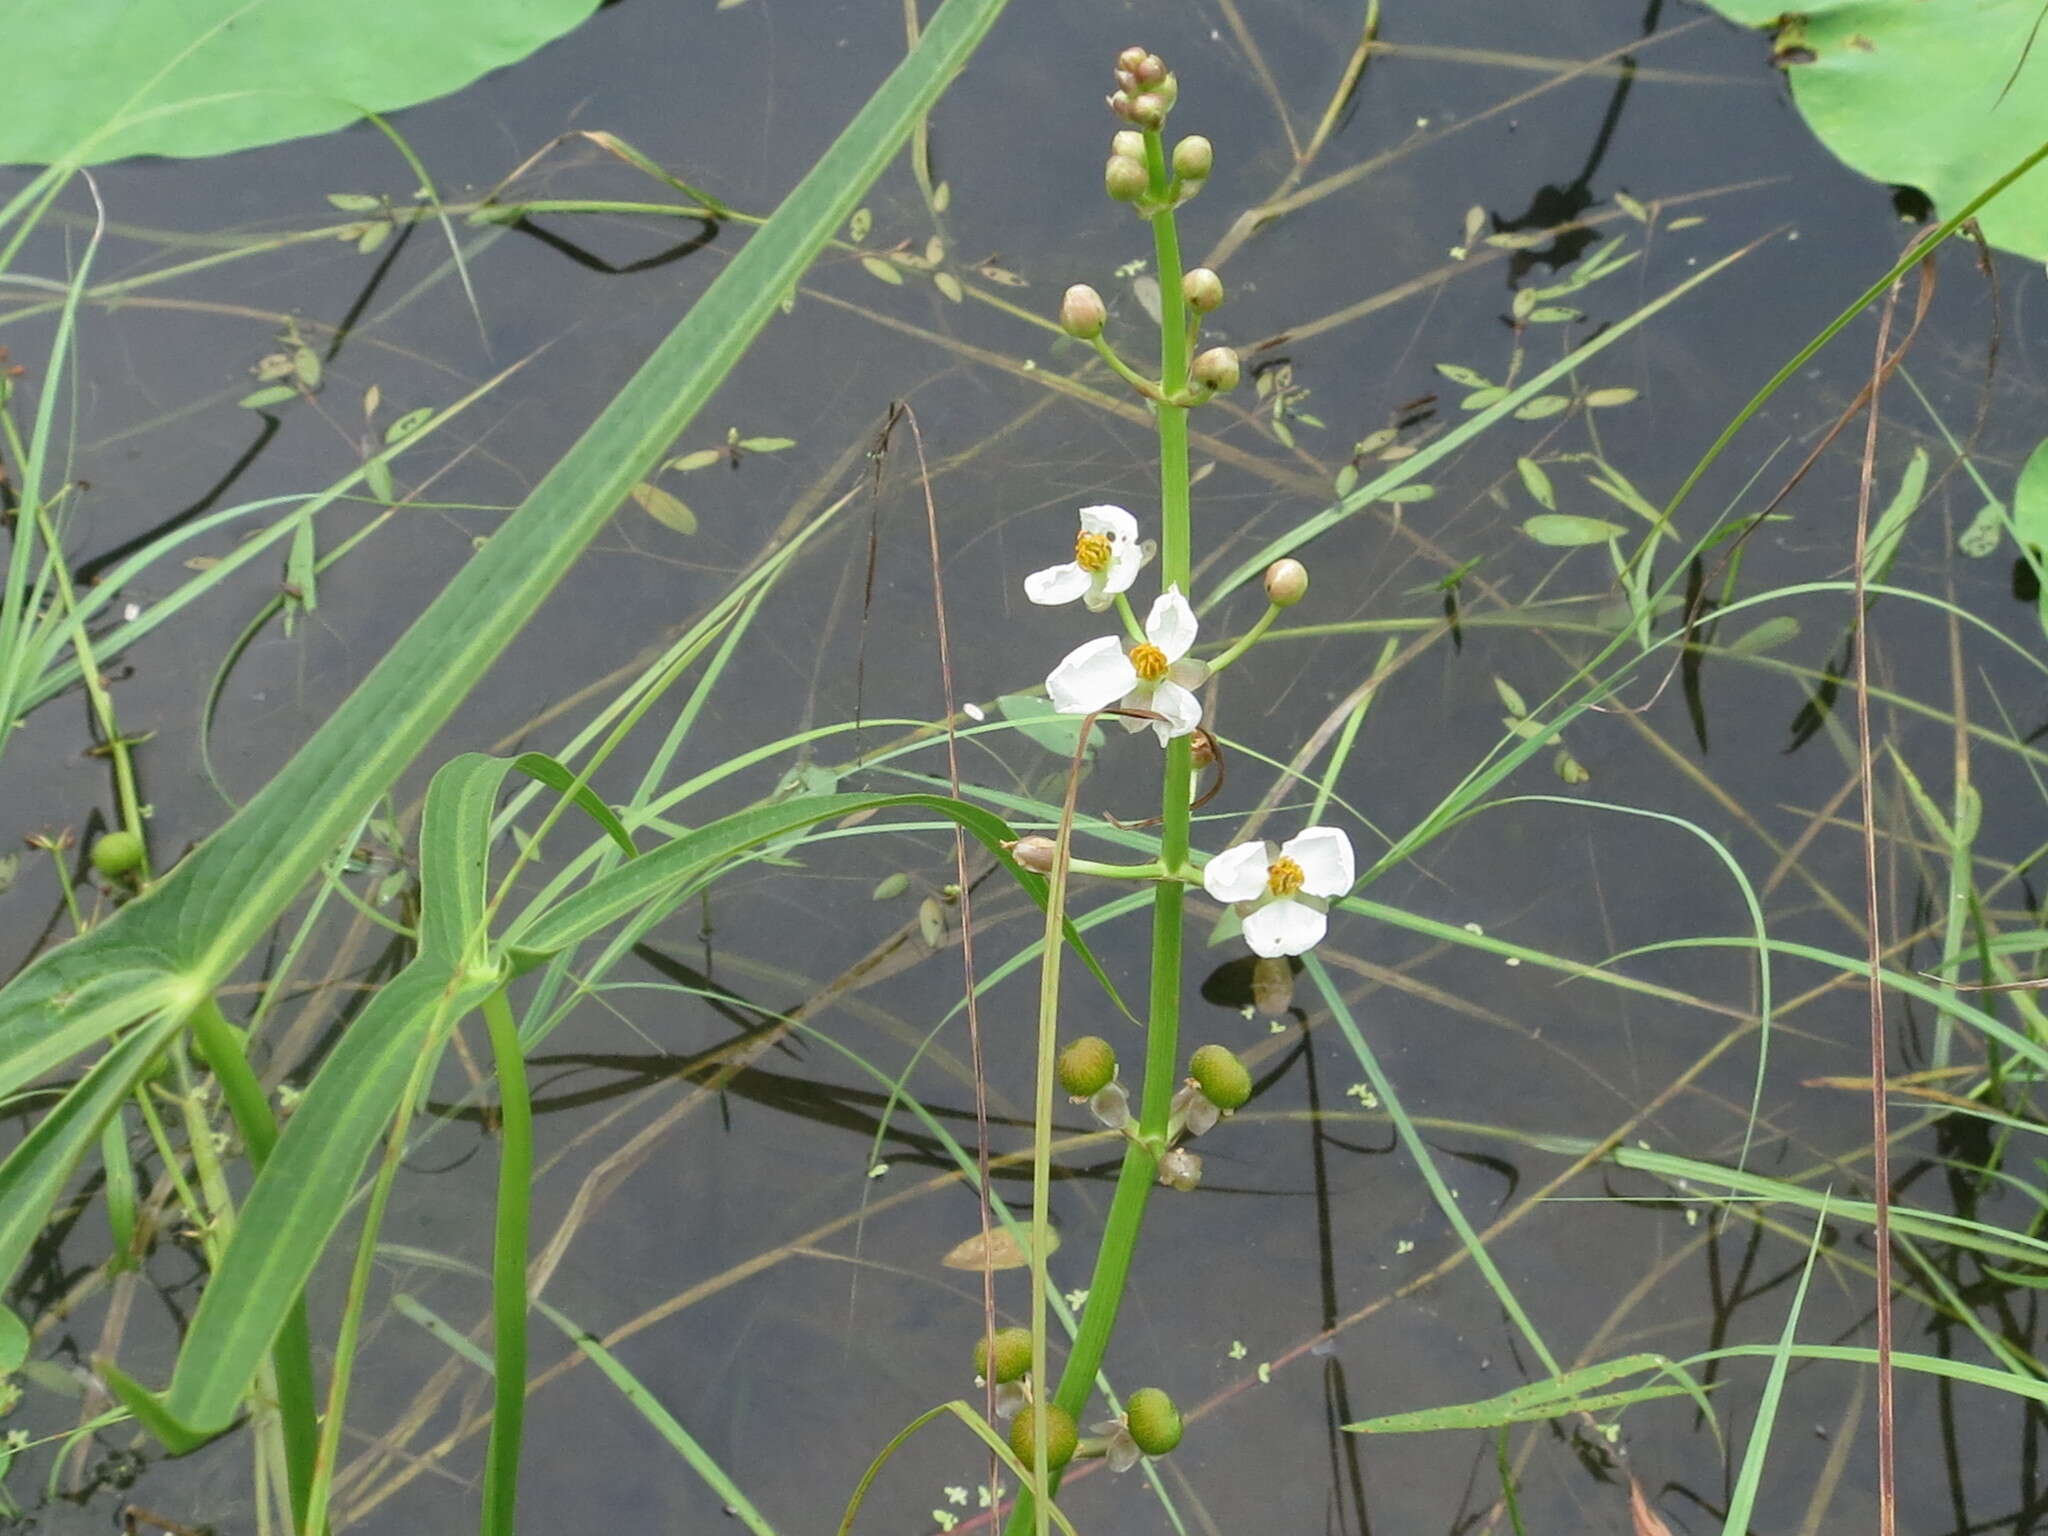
1126;93;1167;131
1010;1402;1079;1471
1158;1146;1203;1191
1181;267;1224;313
1007;834;1061;873
1135;54;1168;86
1058;1036;1118;1099
1152;73;1179;111
1190;346;1240;393
1104;154;1148;203
1116;45;1149;74
974;1325;1034;1385
1263;557;1308;607
90;830;144;879
1115;69;1141;95
1124;1388;1184;1455
1188;1044;1252;1111
1112;129;1145;160
1057;285;1107;340
1172;135;1212;181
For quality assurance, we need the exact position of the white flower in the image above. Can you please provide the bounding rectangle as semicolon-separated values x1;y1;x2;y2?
1024;504;1144;612
1045;587;1207;744
1202;827;1355;958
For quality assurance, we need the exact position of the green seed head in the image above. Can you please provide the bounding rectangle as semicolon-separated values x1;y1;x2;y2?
1009;1402;1079;1471
1058;1036;1118;1099
1188;1044;1252;1110
973;1325;1034;1385
1124;1388;1184;1455
1104;154;1148;203
90;830;144;879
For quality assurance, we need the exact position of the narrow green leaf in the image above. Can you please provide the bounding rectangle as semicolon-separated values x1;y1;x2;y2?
1522;514;1624;547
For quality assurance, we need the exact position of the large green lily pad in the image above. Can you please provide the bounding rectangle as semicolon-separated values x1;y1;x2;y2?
1697;0;2048;261
0;0;602;166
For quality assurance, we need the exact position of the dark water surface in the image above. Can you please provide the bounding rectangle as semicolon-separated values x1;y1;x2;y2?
5;2;2047;1533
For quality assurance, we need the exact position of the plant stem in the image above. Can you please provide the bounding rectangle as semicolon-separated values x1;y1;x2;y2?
480;987;534;1536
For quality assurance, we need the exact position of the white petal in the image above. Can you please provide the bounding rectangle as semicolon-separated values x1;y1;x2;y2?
1105;1428;1143;1474
1078;503;1139;543
1165;656;1208;689
1146;679;1203;742
1244;897;1327;958
1203;841;1275;903
1101;539;1144;596
1143;586;1199;662
1047;635;1136;715
1025;562;1092;606
1283;826;1355;898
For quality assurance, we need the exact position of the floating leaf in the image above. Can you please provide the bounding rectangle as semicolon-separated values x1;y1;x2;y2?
1434;363;1491;389
1513;395;1571;421
1494;677;1529;717
1380;485;1435;504
385;406;433;443
1615;190;1649;223
917;895;947;948
1523;514;1625;546
1666;215;1705;231
1461;387;1508;411
2012;436;2048;639
1584;387;1639;408
1527;306;1582;323
238;385;297;410
934;270;964;303
1727;615;1802;654
628;481;696;535
1334;464;1358;498
667;448;724;472
1517;457;1556;510
1958;501;2003;557
848;207;873;242
941;1225;1058;1272
871;872;909;901
357;222;392;255
1868;444;1929;581
1555;749;1591;785
326;192;382;212
860;255;905;285
736;436;796;453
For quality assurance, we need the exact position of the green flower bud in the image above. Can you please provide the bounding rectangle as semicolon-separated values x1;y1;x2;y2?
1112;130;1145;160
1126;93;1167;131
1263;557;1309;607
1188;1044;1252;1111
1104;154;1148;203
1058;1036;1118;1099
1058;285;1107;340
1010;1402;1079;1472
1116;46;1149;75
90;830;144;879
973;1326;1034;1385
1181;267;1224;313
1190;346;1240;393
1152;73;1179;111
1124;1388;1184;1455
1134;54;1168;87
1172;135;1213;182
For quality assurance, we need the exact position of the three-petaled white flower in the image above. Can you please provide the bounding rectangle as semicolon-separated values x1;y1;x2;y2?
1202;827;1355;957
1045;587;1207;743
1024;504;1144;612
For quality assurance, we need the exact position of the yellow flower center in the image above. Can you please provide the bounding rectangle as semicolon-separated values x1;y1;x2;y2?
1266;856;1306;897
1129;643;1169;682
1074;531;1114;573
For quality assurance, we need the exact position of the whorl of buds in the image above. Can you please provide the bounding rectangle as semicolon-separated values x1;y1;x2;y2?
1188;1044;1252;1111
1058;1036;1118;1099
1104;154;1148;203
90;830;144;879
1112;129;1145;160
1010;1403;1080;1471
1058;285;1107;340
1171;135;1213;182
1124;1389;1184;1455
1263;557;1309;607
1190;346;1241;393
1181;267;1224;314
973;1326;1034;1385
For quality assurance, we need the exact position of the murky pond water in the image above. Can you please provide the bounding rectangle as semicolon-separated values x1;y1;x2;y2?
5;1;2047;1532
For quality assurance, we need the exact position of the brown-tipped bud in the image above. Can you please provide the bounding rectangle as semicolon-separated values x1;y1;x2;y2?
1125;1388;1184;1455
1188;1044;1252;1111
1058;285;1107;340
974;1326;1034;1385
1007;835;1061;873
1171;135;1212;182
1181;267;1224;313
1135;54;1168;86
1010;1402;1079;1471
1190;346;1240;393
1117;45;1149;74
1263;557;1309;607
1112;129;1145;160
1058;1036;1118;1099
1104;153;1148;202
1126;92;1167;130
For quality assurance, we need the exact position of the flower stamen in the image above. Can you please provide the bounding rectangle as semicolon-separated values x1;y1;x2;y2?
1128;642;1169;681
1074;531;1114;573
1265;856;1306;897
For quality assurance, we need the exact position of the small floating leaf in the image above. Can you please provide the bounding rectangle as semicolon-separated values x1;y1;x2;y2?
1513;395;1571;420
1957;501;2003;557
1434;363;1491;389
667;448;723;472
238;385;298;410
917;895;947;948
848;207;872;242
736;436;796;453
860;255;905;285
942;1225;1059;1272
934;270;964;303
1461;387;1508;411
1380;484;1435;504
1727;615;1801;655
327;192;382;212
628;481;696;535
1584;387;1640;408
871;872;909;901
1523;514;1625;546
1517;457;1556;510
386;406;433;443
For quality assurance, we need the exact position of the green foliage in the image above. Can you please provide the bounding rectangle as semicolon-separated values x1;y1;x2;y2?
1695;0;2048;260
